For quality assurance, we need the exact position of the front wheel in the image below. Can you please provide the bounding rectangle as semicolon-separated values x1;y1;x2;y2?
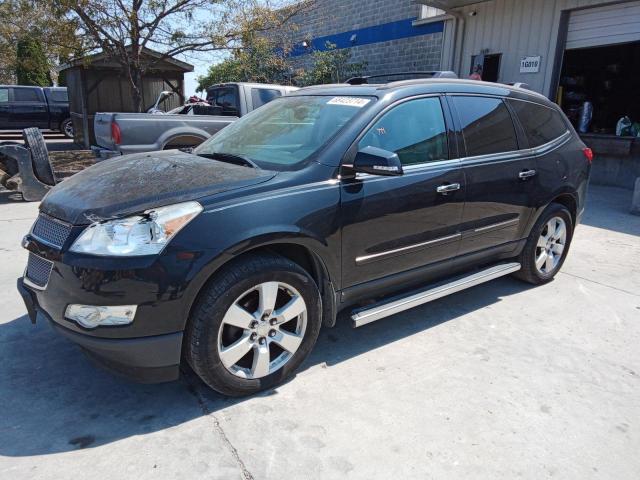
186;254;322;396
514;203;574;285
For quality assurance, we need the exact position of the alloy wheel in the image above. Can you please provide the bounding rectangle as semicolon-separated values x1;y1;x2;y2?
535;216;567;274
217;281;307;379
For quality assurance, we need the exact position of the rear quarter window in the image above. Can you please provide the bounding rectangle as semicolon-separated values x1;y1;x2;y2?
13;88;42;102
47;89;68;102
508;100;568;148
251;88;282;109
452;96;518;157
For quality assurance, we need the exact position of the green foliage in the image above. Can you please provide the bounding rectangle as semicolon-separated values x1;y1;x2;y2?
197;36;292;91
198;40;367;91
16;36;52;86
0;0;80;84
296;42;367;86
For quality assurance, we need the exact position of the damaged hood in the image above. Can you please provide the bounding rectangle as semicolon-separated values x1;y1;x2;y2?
40;150;276;225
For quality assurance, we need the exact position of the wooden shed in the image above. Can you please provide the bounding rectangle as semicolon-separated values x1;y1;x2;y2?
59;48;194;147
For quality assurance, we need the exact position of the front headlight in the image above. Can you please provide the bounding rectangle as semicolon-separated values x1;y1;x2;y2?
70;201;203;256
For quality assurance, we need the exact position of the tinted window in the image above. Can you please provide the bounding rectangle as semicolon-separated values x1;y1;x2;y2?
0;88;7;103
48;89;68;102
453;96;518;157
252;88;282;108
13;88;41;102
508;100;568;147
358;97;448;165
213;88;239;115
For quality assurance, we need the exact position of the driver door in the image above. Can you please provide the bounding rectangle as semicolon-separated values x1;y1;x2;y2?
340;96;465;289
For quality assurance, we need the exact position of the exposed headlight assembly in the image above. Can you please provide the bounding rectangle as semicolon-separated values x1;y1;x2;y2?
70;201;203;256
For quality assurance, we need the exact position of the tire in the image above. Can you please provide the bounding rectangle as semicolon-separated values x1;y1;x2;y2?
22;127;55;186
514;203;573;285
60;118;74;139
186;254;322;396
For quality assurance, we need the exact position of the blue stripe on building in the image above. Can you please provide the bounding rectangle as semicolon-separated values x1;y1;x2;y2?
289;18;444;57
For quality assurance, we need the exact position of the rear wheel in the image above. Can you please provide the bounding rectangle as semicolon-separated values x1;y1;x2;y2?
514;203;573;285
186;254;322;396
61;118;74;139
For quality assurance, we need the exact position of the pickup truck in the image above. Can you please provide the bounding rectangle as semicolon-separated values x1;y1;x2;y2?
0;86;73;138
94;82;297;155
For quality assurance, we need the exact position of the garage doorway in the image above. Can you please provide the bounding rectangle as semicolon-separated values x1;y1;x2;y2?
559;41;640;134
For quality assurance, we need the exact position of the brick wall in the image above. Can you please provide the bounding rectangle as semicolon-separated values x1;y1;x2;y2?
283;0;444;77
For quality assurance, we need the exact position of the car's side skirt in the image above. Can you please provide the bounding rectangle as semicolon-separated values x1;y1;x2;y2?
351;262;521;328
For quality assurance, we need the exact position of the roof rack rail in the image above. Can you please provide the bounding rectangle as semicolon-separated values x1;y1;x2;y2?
504;82;532;90
345;71;458;85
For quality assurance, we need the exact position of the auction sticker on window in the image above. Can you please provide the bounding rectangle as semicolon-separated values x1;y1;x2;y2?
327;97;371;107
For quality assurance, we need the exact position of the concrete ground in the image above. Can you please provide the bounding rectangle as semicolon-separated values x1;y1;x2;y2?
0;185;638;480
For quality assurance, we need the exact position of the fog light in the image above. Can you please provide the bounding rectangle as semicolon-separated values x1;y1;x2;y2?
65;305;137;329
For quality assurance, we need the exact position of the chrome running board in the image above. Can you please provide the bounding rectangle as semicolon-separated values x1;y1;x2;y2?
351;262;521;328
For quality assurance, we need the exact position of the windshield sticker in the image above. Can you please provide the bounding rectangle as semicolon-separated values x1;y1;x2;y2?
327;97;371;108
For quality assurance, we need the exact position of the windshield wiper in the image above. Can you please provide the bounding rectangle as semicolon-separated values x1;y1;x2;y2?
197;152;260;169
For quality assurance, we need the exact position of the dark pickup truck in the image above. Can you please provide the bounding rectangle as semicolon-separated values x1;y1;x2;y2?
0;86;73;138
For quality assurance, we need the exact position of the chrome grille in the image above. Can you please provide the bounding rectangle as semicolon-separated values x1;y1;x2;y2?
25;253;53;289
31;213;72;248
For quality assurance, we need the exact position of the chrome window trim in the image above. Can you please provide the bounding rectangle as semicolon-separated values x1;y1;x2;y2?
355;233;461;265
353;157;461;182
458;130;571;165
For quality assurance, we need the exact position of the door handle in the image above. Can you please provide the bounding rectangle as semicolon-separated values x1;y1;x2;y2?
436;183;461;194
518;169;537;179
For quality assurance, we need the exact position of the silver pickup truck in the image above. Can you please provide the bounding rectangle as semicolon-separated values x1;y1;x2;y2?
94;82;297;155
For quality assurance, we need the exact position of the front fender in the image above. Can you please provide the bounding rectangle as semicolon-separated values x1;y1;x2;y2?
173;171;342;328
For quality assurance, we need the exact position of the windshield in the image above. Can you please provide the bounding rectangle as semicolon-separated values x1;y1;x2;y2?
195;95;374;170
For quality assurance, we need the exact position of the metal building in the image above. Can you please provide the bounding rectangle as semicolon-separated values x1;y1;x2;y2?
419;0;640;188
419;0;640;95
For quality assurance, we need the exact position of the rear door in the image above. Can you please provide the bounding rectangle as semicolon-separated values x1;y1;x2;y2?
340;96;465;288
10;87;49;129
450;95;537;256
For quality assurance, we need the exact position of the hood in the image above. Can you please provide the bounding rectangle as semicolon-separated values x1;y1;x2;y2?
41;150;276;225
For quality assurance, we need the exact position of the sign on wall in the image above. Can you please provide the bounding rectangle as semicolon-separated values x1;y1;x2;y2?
520;55;541;73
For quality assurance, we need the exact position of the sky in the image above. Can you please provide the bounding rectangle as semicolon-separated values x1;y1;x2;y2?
183;62;209;96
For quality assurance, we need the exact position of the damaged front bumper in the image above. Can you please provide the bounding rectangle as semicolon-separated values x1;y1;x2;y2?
18;277;182;383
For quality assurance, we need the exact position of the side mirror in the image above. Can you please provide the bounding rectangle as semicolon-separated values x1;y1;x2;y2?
352;146;403;176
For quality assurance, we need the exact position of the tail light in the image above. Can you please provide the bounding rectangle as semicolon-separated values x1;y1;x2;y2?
582;147;593;164
111;121;122;145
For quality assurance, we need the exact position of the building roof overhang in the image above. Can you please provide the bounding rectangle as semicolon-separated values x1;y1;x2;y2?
416;0;490;10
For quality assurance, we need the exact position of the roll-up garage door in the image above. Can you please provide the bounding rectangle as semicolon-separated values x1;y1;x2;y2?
566;1;640;50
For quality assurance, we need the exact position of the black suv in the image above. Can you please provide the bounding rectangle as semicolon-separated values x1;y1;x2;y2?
18;79;591;396
0;86;73;138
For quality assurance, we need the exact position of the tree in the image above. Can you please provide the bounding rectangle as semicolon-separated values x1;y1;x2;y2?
16;37;53;86
57;0;312;112
297;42;367;86
197;35;291;90
0;0;81;84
